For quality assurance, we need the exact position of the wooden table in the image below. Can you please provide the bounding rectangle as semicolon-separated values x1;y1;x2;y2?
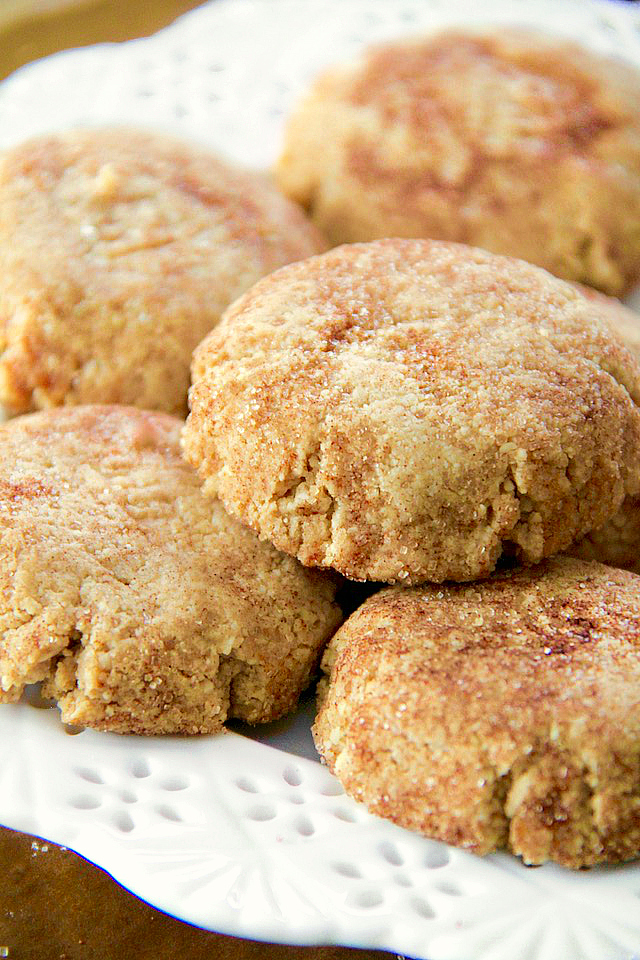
0;0;206;80
0;2;396;958
1;829;395;960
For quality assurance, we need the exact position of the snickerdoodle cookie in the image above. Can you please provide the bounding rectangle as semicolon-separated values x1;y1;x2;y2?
0;127;324;416
0;406;342;733
569;291;640;573
314;557;640;868
575;284;640;357
277;29;640;294
183;239;640;584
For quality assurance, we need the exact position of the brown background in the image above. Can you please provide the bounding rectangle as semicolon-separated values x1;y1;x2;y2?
0;1;397;958
1;829;395;960
0;0;203;80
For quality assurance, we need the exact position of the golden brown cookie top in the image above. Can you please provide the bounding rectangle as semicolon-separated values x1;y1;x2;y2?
277;29;640;294
322;558;640;738
184;238;640;584
574;285;640;359
346;31;633;164
0;126;324;415
0;405;341;733
315;556;640;866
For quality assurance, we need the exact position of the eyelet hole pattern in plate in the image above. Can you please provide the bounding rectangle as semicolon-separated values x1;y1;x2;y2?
113;812;135;834
247;803;277;822
346;889;385;910
394;873;412;888
434;881;463;897
235;776;259;794
319;780;344;797
156;804;183;823
74;767;104;785
70;795;101;811
332;807;358;824
159;776;190;792
129;758;151;779
332;861;363;879
412;897;435;919
379;841;404;867
424;845;450;869
294;815;315;837
282;765;303;787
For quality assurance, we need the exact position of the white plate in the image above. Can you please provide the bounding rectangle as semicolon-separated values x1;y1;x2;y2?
1;2;640;958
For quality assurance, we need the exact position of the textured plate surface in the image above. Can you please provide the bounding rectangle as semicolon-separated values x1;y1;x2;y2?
1;2;640;958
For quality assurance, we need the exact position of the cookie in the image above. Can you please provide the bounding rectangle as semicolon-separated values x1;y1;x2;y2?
574;284;640;357
568;291;640;572
277;29;640;294
0;127;324;416
314;557;640;867
183;239;640;584
0;406;342;734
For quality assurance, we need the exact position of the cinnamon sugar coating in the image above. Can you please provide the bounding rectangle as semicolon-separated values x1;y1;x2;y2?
314;557;640;867
277;29;640;294
568;290;640;572
0;127;324;416
0;406;341;733
184;239;640;584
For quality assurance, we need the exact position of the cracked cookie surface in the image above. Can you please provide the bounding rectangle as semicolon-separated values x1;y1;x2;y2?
0;126;324;416
276;29;640;294
0;405;342;733
183;239;640;584
314;557;640;867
